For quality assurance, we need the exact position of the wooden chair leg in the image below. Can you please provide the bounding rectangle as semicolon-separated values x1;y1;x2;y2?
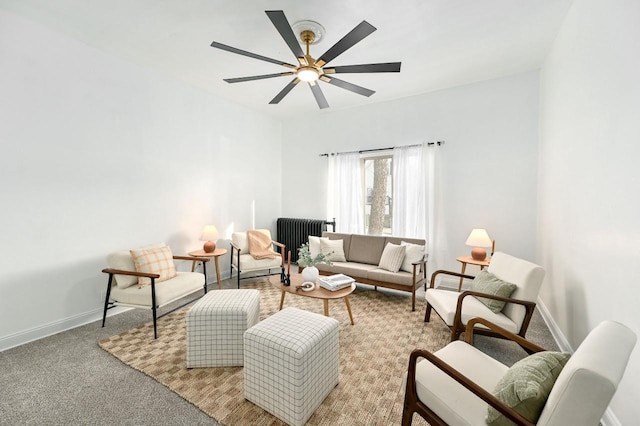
401;406;414;426
424;303;432;322
450;325;462;341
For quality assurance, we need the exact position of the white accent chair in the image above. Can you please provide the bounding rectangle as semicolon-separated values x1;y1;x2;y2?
402;318;636;425
101;246;208;338
230;229;285;288
425;252;545;341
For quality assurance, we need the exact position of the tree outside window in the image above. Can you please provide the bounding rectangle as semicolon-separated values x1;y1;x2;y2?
364;156;392;235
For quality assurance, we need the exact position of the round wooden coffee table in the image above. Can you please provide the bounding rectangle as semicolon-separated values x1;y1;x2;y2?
269;274;356;325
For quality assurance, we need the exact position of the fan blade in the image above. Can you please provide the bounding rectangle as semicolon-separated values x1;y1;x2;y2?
269;78;300;104
224;72;294;83
315;21;376;67
321;76;375;97
210;41;297;68
324;62;401;74
265;10;305;62
309;82;329;109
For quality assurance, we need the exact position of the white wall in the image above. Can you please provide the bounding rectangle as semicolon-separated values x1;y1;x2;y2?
538;0;640;423
0;9;282;349
282;72;540;275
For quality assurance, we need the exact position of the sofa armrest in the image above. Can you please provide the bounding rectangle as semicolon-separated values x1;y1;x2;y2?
101;268;160;279
429;269;475;289
454;291;537;338
464;318;545;353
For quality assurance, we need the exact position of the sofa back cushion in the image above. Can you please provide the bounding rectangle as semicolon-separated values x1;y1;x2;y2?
348;234;387;265
385;236;425;247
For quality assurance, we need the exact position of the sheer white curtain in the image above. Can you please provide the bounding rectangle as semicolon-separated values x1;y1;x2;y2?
327;152;364;234
392;144;426;238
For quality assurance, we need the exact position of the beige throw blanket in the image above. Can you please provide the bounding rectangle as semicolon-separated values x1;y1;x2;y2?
247;230;279;259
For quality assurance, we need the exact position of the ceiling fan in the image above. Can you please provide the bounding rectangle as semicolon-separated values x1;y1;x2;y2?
210;10;401;109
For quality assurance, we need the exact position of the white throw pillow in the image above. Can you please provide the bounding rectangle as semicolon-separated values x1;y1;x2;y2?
378;242;406;273
320;238;347;262
308;236;329;259
400;241;426;273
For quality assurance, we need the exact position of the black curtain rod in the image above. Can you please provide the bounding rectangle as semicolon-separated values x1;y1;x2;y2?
319;141;443;157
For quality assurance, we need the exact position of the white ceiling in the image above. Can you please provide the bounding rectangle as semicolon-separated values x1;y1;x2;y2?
1;0;573;119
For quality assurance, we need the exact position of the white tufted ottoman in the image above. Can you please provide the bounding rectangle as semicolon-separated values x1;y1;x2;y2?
244;307;339;426
186;289;260;368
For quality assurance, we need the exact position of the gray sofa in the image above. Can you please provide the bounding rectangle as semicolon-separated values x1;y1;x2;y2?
315;232;428;311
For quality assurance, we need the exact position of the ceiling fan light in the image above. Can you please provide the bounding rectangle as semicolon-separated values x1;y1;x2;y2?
297;67;319;82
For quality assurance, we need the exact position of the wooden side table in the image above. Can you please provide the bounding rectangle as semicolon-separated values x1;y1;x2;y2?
189;248;227;289
455;255;491;291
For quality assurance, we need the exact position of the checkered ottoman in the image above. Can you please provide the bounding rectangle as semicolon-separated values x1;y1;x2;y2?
244;307;340;426
186;289;260;368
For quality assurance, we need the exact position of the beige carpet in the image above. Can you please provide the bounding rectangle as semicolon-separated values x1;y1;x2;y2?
99;281;450;425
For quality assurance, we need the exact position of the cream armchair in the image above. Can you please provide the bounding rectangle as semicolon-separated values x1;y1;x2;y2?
425;252;545;341
402;318;636;425
230;229;285;288
101;243;208;338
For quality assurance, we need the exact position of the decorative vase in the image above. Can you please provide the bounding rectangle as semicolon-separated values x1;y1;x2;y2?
301;265;319;283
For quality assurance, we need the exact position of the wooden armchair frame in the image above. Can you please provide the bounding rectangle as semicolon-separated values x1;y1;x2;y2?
426;269;537;341
403;318;544;426
230;239;286;288
101;255;209;339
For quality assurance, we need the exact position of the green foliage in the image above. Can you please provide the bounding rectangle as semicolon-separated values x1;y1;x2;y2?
297;242;334;267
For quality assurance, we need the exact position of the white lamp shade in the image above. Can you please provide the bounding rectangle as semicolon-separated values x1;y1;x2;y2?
465;229;492;247
200;225;219;241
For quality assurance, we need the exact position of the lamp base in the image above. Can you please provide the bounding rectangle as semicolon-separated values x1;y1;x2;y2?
203;241;216;253
471;247;487;261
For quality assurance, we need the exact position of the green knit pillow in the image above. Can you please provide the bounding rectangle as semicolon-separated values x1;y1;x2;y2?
470;270;517;313
487;351;571;425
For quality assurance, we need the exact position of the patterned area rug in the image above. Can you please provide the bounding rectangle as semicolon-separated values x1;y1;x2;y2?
99;281;449;425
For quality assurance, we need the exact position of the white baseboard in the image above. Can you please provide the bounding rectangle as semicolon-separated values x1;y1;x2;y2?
535;298;620;426
0;306;130;352
534;298;572;352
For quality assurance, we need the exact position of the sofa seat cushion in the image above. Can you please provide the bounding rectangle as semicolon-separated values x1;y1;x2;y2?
316;261;377;279
425;289;518;333
109;271;204;307
367;268;415;286
413;340;508;425
234;253;281;272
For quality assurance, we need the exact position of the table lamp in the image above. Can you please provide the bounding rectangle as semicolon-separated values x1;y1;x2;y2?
465;228;492;261
200;225;219;253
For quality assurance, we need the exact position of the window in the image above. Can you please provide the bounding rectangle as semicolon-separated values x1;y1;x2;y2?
364;156;392;235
